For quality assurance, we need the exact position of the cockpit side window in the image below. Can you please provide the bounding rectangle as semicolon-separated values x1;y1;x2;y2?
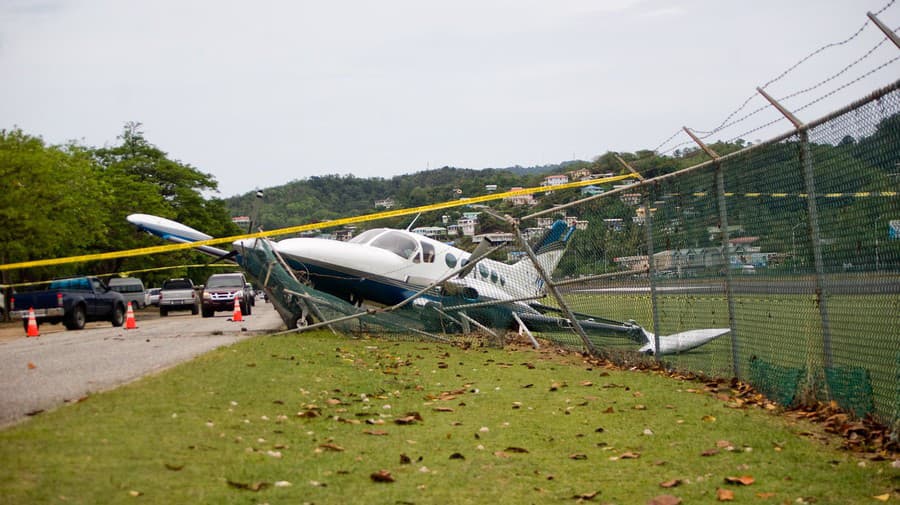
421;242;435;263
371;231;419;260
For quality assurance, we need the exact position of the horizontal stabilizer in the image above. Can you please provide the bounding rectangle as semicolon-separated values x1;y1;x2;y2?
638;328;730;355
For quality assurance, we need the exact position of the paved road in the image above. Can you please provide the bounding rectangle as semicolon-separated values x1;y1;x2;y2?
0;301;284;428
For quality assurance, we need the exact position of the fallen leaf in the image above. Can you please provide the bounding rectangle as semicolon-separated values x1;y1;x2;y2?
227;480;269;491
494;451;511;458
755;492;776;499
400;454;411;464
702;415;717;422
449;452;465;460
505;446;529;453
701;448;720;457
363;429;389;436
27;362;37;370
319;443;345;452
620;451;640;459
659;479;682;488
370;470;395;483
572;490;600;500
164;463;184;471
716;488;734;501
569;453;588;460
128;490;142;497
872;494;890;502
648;495;682;505
724;475;754;486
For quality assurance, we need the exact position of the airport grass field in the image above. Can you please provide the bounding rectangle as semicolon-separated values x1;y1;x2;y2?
1;331;896;504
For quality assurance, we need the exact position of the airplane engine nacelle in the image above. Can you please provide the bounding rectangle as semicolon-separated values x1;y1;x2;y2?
462;287;478;301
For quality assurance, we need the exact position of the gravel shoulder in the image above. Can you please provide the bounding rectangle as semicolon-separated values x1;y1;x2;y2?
0;301;284;428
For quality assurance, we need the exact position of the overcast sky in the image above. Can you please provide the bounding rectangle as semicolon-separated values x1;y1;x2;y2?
2;0;898;197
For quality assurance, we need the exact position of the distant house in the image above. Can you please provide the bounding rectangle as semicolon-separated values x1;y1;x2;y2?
375;198;396;209
505;187;536;206
580;185;604;196
231;216;250;227
462;212;480;221
485;184;498;192
568;168;592;180
542;174;569;187
457;218;477;236
334;229;354;241
603;218;624;231
412;226;448;239
620;193;642;206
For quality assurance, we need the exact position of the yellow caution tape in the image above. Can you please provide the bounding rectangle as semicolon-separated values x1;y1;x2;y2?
0;174;638;272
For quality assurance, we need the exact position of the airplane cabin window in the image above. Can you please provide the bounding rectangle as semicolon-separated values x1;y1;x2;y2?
371;231;419;260
478;264;489;278
445;253;458;268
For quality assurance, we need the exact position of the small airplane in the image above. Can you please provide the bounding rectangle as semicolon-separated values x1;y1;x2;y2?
126;213;729;355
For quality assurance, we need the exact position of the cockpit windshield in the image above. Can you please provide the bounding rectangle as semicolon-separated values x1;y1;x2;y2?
349;228;386;244
370;231;419;260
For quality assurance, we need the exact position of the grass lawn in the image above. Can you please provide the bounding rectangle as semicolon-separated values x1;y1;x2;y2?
1;331;896;504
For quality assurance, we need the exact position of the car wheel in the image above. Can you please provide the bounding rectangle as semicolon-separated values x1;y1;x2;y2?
191;304;199;315
202;308;213;318
65;305;86;330
111;304;125;327
243;301;251;316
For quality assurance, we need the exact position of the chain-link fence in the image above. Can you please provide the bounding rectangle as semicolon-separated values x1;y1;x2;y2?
251;81;898;432
524;81;900;430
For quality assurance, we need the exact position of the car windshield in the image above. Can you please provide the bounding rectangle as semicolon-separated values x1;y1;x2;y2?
206;275;243;288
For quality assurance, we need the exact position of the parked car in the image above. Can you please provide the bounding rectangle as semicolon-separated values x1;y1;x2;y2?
147;288;162;306
108;277;149;309
158;278;199;316
201;273;252;318
9;276;126;330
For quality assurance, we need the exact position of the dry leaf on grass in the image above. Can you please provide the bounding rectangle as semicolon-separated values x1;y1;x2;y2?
647;495;681;505
227;480;269;491
724;475;754;486
370;470;395;483
716;488;735;501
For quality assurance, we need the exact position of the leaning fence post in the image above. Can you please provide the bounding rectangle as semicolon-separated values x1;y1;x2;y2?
510;221;599;356
683;128;741;377
757;87;834;376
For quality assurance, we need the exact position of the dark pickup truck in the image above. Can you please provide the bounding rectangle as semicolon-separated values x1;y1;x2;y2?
9;276;127;331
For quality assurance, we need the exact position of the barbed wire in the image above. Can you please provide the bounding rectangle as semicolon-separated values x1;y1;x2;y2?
793;54;900;115
650;0;896;156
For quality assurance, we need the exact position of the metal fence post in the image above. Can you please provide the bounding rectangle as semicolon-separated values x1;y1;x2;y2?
683;128;741;376
757;88;834;376
642;196;662;358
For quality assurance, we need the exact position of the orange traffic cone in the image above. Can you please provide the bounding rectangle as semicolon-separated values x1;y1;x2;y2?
125;302;137;329
231;296;243;322
26;307;39;337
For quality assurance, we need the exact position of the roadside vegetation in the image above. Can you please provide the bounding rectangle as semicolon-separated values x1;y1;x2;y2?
1;332;895;504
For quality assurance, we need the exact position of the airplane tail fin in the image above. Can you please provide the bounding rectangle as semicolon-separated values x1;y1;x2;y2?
509;220;575;296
